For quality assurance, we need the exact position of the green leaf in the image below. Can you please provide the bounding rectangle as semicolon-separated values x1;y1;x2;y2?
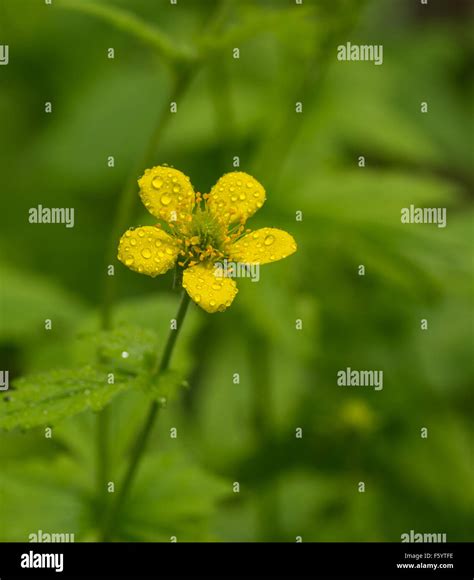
143;369;189;407
0;366;133;431
76;326;160;375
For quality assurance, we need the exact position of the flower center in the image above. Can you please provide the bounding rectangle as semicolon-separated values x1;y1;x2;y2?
189;207;225;253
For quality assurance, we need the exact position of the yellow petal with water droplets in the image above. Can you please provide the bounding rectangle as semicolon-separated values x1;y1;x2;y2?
182;263;238;313
207;172;265;225
229;227;297;265
138;166;195;225
118;226;180;277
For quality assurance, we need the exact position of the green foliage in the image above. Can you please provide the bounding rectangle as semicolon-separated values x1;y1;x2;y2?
77;326;160;375
0;449;231;541
0;0;472;543
0;366;131;430
144;369;189;407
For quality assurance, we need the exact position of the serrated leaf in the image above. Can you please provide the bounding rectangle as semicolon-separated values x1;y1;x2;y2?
0;366;133;430
76;326;159;375
143;369;188;407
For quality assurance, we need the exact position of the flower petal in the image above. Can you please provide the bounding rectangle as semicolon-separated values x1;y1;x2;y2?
138;166;195;225
207;172;266;224
229;227;297;265
118;226;180;277
182;263;238;313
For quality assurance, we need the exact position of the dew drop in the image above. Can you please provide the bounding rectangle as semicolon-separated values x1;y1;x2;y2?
152;176;163;189
231;196;237;202
210;300;216;307
212;283;221;290
125;257;134;266
138;230;145;238
155;240;162;247
161;194;172;206
239;193;246;201
195;294;201;302
264;235;275;246
173;185;180;193
165;247;173;255
130;239;137;246
141;248;152;259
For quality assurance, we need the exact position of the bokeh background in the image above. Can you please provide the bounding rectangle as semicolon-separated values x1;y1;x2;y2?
0;0;473;541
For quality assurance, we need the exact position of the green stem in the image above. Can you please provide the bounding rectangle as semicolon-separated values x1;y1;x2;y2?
56;0;196;64
101;292;191;541
96;68;195;525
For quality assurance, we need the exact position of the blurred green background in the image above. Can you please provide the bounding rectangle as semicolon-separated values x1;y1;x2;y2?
0;0;473;541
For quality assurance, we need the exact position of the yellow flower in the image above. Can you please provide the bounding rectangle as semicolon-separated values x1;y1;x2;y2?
118;166;297;313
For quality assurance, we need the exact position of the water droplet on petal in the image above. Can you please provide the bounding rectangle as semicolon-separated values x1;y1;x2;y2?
138;230;145;238
130;239;137;246
125;257;134;266
264;234;275;246
152;176;163;189
155;240;162;247
195;294;201;302
239;193;246;201
161;194;172;206
141;248;152;259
